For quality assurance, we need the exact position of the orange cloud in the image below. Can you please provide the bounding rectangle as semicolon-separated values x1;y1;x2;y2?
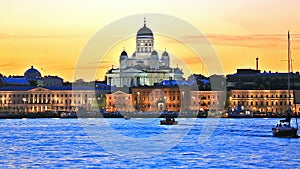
165;33;300;49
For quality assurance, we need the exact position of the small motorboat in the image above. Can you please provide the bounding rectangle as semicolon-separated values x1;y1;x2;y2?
160;117;178;125
124;116;131;120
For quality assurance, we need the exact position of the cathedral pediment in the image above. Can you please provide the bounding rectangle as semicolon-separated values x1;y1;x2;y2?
121;67;145;73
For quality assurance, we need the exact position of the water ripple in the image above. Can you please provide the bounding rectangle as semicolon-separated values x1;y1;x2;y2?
0;118;299;168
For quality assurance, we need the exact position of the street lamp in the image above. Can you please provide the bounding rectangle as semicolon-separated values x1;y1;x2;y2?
136;92;140;111
22;98;26;113
55;98;59;112
164;96;167;111
192;96;196;110
182;91;185;110
1;98;4;111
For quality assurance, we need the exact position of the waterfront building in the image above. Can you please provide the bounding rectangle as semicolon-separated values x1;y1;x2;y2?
0;85;110;113
230;90;300;114
105;83;226;113
105;90;134;112
105;19;183;87
189;90;226;112
131;84;191;112
105;80;192;112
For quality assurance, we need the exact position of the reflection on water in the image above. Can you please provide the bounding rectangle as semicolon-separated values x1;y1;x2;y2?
0;118;299;168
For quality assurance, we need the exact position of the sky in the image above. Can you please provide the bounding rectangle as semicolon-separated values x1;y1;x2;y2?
1;0;300;82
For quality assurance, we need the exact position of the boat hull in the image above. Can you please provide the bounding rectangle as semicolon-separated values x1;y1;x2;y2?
272;127;298;138
160;120;178;125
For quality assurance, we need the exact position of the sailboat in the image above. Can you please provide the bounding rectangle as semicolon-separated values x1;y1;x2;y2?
272;31;299;138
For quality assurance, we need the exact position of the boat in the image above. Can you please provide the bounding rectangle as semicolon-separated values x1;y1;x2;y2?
272;112;298;137
160;117;178;125
272;31;298;138
124;116;131;120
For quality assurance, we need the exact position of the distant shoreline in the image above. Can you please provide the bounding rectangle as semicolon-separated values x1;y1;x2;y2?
0;113;298;119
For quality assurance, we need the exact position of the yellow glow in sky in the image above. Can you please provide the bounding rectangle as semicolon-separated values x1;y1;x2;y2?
1;0;300;81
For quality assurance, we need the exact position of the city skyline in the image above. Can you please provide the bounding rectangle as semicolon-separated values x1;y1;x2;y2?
1;0;300;81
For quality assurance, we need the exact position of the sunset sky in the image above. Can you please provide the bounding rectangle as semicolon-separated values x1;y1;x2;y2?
1;0;300;81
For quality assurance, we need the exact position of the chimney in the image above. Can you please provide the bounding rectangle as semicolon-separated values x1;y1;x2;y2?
256;57;259;70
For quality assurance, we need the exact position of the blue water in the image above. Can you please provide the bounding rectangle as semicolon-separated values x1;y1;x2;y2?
0;118;299;168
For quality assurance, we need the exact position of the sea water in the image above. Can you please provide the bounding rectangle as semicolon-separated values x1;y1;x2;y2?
0;118;299;168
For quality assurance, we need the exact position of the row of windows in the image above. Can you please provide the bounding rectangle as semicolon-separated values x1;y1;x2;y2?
193;95;221;100
135;90;180;94
0;94;91;98
112;96;131;100
0;99;90;105
138;40;153;43
233;101;292;106
5;106;76;110
137;43;152;46
233;94;292;98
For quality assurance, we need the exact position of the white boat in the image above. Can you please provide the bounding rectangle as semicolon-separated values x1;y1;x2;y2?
124;116;131;120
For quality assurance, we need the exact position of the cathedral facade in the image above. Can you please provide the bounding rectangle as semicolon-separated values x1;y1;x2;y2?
106;19;183;87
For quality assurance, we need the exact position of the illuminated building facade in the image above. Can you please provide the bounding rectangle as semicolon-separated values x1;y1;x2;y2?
105;90;134;112
105;84;192;112
131;86;191;112
190;90;226;112
230;90;300;113
0;86;110;113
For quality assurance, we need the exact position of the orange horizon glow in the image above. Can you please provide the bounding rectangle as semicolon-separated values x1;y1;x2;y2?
1;0;300;82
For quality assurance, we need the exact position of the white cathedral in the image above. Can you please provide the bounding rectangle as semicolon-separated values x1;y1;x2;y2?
106;19;183;87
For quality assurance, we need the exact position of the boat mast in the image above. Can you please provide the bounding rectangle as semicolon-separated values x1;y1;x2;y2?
288;31;298;129
288;31;291;110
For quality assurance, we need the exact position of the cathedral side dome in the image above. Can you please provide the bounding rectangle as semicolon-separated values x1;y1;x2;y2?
151;50;158;55
121;50;128;56
24;66;42;79
161;51;170;60
120;50;128;61
150;50;159;60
